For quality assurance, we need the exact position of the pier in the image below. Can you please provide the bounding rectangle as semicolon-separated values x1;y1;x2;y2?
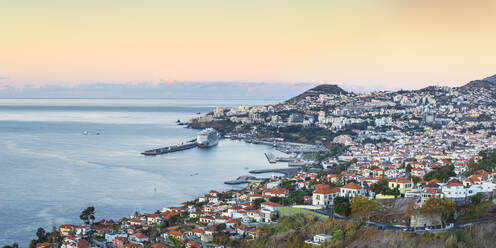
142;139;197;156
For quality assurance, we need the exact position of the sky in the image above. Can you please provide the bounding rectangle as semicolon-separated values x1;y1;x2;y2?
1;0;495;94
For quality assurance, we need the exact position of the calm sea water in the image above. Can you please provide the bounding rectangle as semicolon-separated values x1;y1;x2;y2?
0;99;287;246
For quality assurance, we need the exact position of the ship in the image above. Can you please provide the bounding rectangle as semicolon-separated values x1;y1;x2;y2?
196;128;220;148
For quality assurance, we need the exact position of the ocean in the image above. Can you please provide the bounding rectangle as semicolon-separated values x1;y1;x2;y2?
0;98;287;246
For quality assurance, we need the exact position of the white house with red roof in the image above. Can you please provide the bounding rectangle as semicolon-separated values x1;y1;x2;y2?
262;186;288;198
312;184;340;207
339;182;366;198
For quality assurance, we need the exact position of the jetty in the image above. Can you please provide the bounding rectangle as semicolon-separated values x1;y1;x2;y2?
142;139;197;156
225;167;301;185
248;167;300;177
224;175;266;185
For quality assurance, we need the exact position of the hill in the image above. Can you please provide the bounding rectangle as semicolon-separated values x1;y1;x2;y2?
483;74;496;84
286;84;347;103
458;80;495;90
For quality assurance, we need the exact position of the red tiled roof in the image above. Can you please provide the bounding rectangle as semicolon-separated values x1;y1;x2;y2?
446;179;464;187
313;184;340;194
342;182;363;190
390;177;411;184
261;201;281;207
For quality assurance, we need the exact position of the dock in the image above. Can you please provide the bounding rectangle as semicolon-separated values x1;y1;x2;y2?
142;139;197;156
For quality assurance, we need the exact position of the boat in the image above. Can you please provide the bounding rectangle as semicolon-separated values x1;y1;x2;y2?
197;128;220;148
83;130;100;135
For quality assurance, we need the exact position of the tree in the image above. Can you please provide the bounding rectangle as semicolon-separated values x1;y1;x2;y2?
370;179;400;196
253;198;265;208
80;206;96;225
420;197;455;228
169;236;185;248
350;196;377;221
471;193;482;205
2;243;19;248
269;196;282;204
28;240;36;248
333;196;351;217
408;175;422;185
36;227;46;242
423;164;455;182
215;223;226;232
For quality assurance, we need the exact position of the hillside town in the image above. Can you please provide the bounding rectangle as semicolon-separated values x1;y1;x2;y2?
23;77;496;248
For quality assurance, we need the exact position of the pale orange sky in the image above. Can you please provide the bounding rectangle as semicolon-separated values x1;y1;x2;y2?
1;0;495;89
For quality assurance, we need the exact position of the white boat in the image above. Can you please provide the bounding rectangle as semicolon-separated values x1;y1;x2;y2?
197;128;220;148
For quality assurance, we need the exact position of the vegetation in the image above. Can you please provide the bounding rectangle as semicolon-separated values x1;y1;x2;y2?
244;212;496;248
370;179;400;196
2;243;19;248
457;194;495;222
420;197;455;227
467;149;496;175
333;196;351;217
278;207;329;221
350;196;377;221
423;164;456;182
80;206;96;225
408;175;422;185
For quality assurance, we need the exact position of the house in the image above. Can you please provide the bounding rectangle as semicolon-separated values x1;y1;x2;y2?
411;168;426;178
249;193;264;202
420;182;442;204
37;243;52;248
188;228;205;238
260;201;281;212
388;177;413;196
187;240;202;248
75;225;90;236
312;184;340;207
314;234;333;243
339;182;366;198
132;232;149;243
305;234;332;246
113;236;128;247
199;216;215;224
129;218;144;226
146;214;163;225
105;233;127;243
262;187;287;198
163;230;183;241
150;243;167;248
59;224;74;237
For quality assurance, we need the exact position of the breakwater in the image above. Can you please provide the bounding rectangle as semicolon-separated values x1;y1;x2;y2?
142;139;197;155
